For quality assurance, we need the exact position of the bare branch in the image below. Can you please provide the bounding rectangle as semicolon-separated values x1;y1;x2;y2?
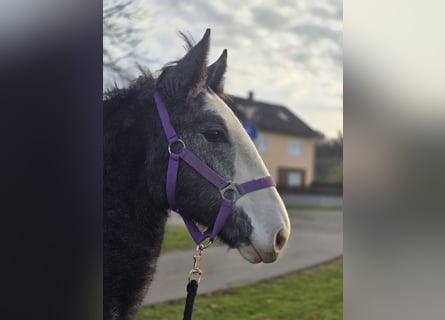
103;0;146;86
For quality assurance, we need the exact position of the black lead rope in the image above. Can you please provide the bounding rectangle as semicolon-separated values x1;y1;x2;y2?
183;279;199;320
182;244;206;320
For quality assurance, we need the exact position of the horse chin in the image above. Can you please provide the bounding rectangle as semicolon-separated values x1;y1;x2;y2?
238;243;278;264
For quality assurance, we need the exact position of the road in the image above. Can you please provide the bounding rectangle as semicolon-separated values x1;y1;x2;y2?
142;209;343;305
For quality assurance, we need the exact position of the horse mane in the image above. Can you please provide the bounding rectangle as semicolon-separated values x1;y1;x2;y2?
104;31;231;105
103;65;167;320
179;31;196;51
104;68;155;104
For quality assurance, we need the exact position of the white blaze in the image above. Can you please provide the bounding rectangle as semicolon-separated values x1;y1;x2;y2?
204;92;291;263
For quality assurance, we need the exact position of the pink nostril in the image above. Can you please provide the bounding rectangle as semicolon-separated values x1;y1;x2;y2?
274;228;287;252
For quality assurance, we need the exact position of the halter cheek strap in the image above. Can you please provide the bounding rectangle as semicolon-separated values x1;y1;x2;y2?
154;91;275;245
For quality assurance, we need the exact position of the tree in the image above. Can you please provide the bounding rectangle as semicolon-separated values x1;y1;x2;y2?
103;0;145;88
314;133;343;183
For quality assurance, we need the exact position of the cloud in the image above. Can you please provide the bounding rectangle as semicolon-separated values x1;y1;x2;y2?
325;47;343;65
294;23;342;46
310;1;343;20
251;6;290;29
103;0;343;137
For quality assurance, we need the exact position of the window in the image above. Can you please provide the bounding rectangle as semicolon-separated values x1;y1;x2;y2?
288;171;303;187
255;134;269;153
278;167;305;188
289;139;303;157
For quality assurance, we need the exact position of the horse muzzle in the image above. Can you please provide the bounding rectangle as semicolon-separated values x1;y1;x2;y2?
238;225;290;263
235;187;291;263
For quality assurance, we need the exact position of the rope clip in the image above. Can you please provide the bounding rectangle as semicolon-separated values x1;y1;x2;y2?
187;239;213;283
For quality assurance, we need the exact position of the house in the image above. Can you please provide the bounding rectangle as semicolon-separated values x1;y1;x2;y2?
227;92;319;189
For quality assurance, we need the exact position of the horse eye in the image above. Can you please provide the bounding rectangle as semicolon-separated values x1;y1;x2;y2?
203;130;226;142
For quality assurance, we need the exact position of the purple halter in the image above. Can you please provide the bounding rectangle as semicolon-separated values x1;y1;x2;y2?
154;91;275;245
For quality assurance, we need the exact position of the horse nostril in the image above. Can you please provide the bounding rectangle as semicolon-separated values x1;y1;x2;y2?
274;228;287;252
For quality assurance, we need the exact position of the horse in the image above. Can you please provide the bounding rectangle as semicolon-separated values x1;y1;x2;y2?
104;29;291;320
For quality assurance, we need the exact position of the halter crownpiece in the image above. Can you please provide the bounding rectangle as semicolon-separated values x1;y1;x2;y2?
154;91;275;245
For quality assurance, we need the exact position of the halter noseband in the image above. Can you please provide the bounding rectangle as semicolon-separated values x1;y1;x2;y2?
154;91;275;246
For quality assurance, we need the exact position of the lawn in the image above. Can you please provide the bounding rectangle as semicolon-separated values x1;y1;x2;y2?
161;224;222;253
161;225;196;253
137;259;343;320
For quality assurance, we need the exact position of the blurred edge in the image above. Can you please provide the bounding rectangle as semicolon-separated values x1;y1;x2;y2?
344;1;445;320
0;1;102;320
2;0;445;319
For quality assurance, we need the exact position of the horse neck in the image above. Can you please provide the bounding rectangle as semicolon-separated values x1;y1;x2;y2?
104;88;170;319
104;86;169;212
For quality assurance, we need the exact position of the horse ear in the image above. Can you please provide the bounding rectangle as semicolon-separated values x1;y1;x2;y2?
157;29;210;100
207;49;227;93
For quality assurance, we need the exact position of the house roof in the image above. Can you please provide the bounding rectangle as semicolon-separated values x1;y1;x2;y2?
226;93;319;138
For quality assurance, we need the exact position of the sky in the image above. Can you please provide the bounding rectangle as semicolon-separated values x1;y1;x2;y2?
104;0;343;138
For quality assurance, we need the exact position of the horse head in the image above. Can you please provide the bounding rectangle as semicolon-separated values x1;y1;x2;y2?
154;29;290;263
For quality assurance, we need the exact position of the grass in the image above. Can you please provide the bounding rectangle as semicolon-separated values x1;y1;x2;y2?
161;225;196;253
161;224;223;253
137;259;343;320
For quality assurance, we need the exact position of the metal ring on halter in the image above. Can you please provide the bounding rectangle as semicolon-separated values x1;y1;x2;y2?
219;181;241;202
168;139;186;155
197;239;214;251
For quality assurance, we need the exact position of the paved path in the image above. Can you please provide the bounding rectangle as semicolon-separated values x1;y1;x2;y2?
143;210;343;305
